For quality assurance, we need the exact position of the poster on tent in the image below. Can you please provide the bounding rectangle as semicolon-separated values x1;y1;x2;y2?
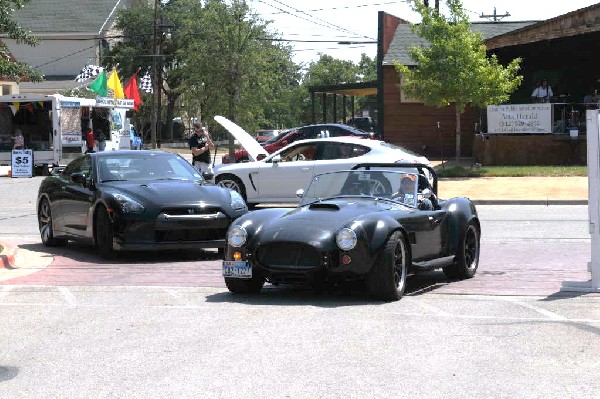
59;101;83;145
487;104;552;134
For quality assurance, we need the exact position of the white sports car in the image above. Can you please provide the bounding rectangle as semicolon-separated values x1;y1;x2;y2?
214;135;430;205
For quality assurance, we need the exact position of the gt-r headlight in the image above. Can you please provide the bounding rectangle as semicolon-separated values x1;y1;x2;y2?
229;190;247;210
336;228;357;251
113;193;145;214
228;225;247;247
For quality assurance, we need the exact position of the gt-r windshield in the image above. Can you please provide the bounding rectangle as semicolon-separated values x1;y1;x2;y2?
300;170;420;208
97;153;203;182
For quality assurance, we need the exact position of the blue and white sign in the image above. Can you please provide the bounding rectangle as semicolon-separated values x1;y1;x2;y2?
11;149;33;178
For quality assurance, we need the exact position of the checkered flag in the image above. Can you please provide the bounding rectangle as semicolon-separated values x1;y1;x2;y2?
139;69;153;93
75;65;104;82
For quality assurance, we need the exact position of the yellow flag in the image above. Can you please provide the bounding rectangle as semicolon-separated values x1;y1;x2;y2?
107;68;125;99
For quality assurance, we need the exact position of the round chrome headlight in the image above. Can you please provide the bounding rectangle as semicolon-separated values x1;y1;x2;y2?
336;228;357;251
227;225;247;247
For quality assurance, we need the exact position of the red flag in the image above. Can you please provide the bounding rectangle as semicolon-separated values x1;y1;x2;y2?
123;74;142;111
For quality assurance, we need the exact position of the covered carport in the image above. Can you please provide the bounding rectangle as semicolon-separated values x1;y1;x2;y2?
308;81;378;128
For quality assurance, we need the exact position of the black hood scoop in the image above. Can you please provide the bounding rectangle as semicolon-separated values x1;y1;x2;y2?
309;202;340;211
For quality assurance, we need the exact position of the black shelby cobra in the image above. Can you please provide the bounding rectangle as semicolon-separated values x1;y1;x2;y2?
222;163;480;301
37;151;248;258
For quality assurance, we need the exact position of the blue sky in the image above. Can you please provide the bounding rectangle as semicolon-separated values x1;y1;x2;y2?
248;0;600;66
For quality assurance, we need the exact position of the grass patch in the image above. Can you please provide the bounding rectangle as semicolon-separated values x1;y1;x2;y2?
436;165;588;178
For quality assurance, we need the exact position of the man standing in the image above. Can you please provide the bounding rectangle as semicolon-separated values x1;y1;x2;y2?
531;79;553;103
188;121;215;174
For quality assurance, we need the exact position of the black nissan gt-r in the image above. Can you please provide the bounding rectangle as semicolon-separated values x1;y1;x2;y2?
37;150;248;258
222;163;480;301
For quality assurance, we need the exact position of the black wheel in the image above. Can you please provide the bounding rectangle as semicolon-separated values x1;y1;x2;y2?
366;231;409;301
225;273;264;294
38;198;67;247
443;222;480;279
216;174;247;200
95;206;115;259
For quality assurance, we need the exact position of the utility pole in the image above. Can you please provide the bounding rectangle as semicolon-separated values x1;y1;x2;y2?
479;7;510;21
150;0;159;149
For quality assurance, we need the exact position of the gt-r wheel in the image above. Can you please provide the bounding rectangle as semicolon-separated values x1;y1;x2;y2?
38;198;67;247
443;222;480;279
366;231;408;301
225;274;265;294
95;206;115;259
216;174;247;200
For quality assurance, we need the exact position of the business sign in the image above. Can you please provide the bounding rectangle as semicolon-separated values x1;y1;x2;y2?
11;149;33;178
95;97;134;109
487;104;552;134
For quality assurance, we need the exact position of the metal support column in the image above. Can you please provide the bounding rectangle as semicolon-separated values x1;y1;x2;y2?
562;109;600;292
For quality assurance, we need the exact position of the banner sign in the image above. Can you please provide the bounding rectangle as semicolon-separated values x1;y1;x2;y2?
487;104;552;134
11;149;33;178
95;97;134;109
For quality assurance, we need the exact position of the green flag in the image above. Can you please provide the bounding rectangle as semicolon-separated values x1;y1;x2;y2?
89;71;108;96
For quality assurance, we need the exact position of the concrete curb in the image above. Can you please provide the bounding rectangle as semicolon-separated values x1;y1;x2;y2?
0;243;17;269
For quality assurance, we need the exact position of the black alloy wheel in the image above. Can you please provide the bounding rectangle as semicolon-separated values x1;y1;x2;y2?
443;222;480;279
38;198;68;247
95;206;115;259
366;231;408;301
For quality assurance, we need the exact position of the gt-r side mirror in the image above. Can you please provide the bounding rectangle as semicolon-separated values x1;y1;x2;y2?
296;189;304;198
70;172;87;187
256;154;267;161
421;188;432;198
272;155;282;163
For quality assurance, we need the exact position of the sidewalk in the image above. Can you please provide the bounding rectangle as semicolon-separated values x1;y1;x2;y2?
432;159;588;204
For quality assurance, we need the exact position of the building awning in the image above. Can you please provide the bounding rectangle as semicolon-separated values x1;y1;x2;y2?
309;81;378;97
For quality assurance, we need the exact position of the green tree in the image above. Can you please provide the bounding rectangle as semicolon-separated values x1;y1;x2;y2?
0;0;42;82
395;0;522;160
301;54;361;124
182;0;301;152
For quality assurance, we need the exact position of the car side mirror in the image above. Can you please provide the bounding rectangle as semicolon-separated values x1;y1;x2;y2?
272;155;282;163
256;154;267;161
296;189;304;198
71;172;87;187
421;187;432;198
281;140;288;146
202;172;214;181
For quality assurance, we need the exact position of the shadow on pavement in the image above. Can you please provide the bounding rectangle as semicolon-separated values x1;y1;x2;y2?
17;241;223;265
206;271;451;307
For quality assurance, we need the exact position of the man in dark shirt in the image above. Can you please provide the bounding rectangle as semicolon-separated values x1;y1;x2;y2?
188;121;215;174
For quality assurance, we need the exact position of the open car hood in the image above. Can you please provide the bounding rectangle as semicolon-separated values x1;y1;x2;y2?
214;116;269;161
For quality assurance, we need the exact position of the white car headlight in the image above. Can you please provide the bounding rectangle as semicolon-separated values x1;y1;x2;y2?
228;225;247;247
113;193;145;214
336;228;357;251
229;190;247;210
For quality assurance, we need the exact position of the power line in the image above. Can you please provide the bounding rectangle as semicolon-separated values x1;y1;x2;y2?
266;1;403;15
258;0;376;40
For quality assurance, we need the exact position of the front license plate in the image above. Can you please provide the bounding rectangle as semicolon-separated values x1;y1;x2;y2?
222;260;252;278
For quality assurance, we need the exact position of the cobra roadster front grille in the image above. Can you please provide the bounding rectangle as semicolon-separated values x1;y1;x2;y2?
256;243;321;270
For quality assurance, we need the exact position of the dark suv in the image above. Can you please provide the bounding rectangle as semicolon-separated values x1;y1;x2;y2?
221;123;374;164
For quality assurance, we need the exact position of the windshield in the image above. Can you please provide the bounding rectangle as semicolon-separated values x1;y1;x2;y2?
300;170;420;208
96;153;203;182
